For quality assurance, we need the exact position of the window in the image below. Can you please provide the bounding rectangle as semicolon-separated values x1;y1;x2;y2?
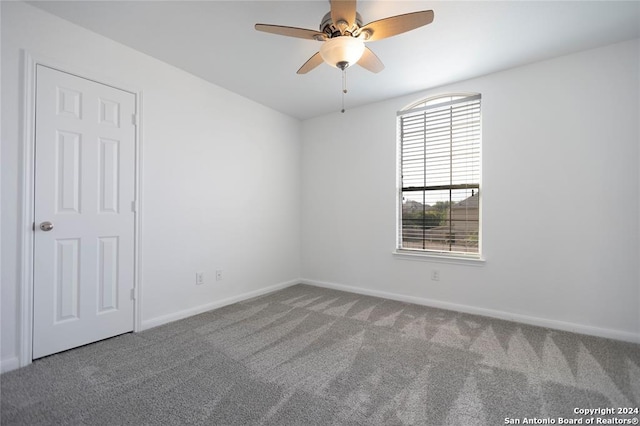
397;93;481;257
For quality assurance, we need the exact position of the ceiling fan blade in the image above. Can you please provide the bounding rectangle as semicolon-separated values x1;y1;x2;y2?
357;47;384;73
255;24;326;41
359;10;434;42
330;0;357;28
297;52;324;74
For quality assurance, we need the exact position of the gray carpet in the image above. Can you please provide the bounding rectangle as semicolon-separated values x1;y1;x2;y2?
2;284;639;425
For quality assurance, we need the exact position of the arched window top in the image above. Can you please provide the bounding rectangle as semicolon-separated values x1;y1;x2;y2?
401;92;480;113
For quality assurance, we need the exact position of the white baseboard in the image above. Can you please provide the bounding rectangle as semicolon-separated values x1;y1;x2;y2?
1;356;20;373
301;278;640;344
141;279;299;331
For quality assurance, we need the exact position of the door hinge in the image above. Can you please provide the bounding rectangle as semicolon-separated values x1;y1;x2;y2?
131;114;138;126
130;288;135;300
131;200;137;213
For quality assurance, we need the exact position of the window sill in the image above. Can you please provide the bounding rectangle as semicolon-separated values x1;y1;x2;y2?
392;250;486;266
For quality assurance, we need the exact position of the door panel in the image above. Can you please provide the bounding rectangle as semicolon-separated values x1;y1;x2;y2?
33;65;136;359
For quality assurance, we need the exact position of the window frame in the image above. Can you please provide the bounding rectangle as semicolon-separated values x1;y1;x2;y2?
395;93;483;260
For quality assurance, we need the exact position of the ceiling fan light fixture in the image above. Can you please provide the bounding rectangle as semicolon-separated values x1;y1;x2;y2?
320;36;365;69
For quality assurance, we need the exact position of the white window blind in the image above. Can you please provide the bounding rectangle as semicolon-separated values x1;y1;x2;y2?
398;94;481;255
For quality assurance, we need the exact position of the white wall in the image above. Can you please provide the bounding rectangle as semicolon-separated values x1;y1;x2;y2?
1;2;301;371
301;39;640;342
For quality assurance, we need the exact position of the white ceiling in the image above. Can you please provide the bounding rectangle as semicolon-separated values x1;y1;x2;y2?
28;0;640;120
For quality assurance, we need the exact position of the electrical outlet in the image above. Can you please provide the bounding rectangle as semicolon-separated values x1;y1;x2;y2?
215;269;223;281
196;272;205;285
431;270;440;281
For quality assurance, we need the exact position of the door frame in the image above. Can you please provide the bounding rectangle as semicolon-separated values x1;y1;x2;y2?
19;51;144;368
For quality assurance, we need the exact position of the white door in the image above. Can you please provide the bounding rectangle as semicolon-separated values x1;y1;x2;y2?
33;65;136;359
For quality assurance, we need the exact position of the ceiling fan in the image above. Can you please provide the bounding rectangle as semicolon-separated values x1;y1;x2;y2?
255;0;435;75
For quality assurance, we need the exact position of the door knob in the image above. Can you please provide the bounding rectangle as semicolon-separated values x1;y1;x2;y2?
39;221;54;232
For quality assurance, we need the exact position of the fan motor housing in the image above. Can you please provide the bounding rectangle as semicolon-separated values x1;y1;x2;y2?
320;11;363;37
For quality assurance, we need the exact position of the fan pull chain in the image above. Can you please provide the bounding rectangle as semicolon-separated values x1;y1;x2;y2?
341;68;347;113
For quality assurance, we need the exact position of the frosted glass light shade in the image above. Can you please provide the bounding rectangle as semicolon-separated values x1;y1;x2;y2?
320;36;365;69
